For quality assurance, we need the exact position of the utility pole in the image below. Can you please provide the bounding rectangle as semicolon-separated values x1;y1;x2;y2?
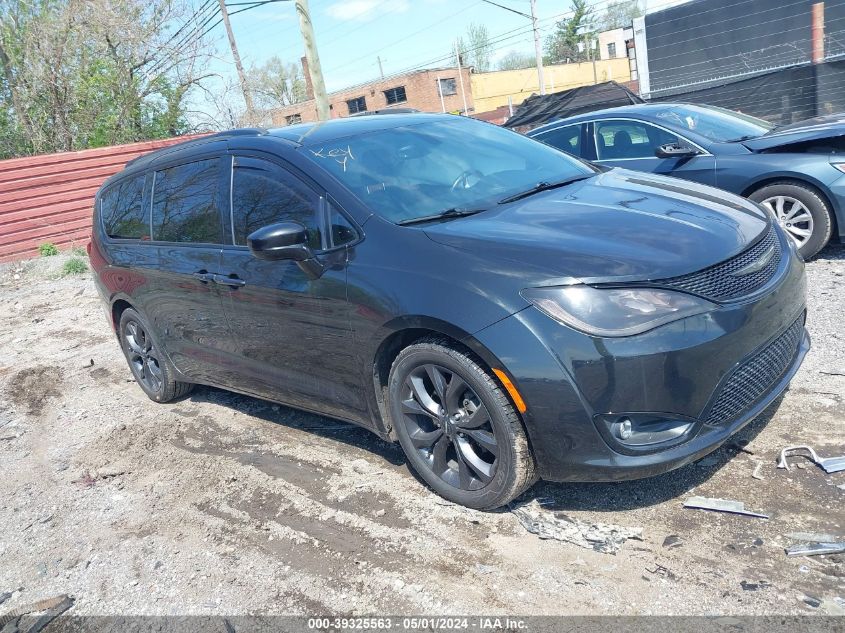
481;0;544;95
454;40;469;115
377;56;385;79
295;0;329;120
587;34;598;84
436;75;446;112
530;0;545;95
218;0;255;124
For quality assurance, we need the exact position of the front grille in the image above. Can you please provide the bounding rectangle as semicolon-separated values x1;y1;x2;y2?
705;315;804;426
658;226;781;301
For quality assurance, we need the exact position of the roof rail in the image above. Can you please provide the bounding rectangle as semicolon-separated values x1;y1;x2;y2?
350;108;421;117
123;128;268;168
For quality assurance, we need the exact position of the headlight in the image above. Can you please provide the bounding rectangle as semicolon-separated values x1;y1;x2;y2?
521;285;716;337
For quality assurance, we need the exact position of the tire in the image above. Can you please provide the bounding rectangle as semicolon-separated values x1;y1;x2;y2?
118;307;193;403
388;337;536;510
748;182;833;259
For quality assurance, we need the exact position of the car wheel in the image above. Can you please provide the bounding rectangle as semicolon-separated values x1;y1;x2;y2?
388;337;536;510
118;307;193;403
748;182;833;259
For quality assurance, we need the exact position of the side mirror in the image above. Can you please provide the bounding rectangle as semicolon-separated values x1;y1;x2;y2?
247;221;325;278
248;221;311;261
655;143;699;159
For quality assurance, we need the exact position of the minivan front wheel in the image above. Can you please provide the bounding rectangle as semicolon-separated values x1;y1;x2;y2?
118;308;193;403
749;182;833;259
388;338;535;509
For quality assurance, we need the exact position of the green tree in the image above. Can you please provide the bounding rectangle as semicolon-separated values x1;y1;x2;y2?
543;0;593;65
496;50;536;72
458;22;493;72
599;0;642;30
0;0;212;159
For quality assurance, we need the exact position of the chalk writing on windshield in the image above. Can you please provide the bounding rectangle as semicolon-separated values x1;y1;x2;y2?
310;145;355;172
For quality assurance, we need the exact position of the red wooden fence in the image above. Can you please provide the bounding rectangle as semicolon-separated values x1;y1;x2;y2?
0;135;204;263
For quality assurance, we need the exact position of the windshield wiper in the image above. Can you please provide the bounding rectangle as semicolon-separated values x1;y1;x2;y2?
727;134;760;142
498;175;592;204
397;207;486;226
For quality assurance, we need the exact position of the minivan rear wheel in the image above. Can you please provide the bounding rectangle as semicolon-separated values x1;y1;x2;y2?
388;338;535;509
118;308;193;403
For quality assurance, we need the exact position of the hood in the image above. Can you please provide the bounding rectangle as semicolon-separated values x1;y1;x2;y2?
423;169;770;283
743;113;845;152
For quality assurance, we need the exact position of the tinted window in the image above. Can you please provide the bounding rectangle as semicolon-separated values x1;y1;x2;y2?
595;120;680;160
329;202;358;247
231;157;322;249
152;159;221;243
654;104;772;142
300;117;594;224
535;124;582;157
101;175;148;240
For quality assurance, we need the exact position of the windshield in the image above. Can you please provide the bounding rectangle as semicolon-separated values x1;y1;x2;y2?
299;117;594;224
655;104;773;142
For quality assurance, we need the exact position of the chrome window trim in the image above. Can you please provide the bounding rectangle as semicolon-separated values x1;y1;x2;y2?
588;117;711;161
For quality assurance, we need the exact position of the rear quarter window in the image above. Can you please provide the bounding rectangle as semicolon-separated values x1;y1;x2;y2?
100;175;149;240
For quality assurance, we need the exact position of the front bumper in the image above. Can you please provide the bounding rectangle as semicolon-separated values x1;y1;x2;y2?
472;228;808;482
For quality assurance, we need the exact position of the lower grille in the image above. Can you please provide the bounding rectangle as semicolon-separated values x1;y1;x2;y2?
705;315;805;426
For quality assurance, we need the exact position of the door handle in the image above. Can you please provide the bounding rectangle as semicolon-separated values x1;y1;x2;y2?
192;271;214;282
212;274;246;287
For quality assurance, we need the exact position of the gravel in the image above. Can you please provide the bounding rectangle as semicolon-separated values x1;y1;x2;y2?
0;245;843;616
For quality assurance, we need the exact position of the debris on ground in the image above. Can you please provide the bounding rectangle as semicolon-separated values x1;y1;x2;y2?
683;496;769;519
511;499;643;554
751;461;764;480
819;368;845;376
0;595;74;631
662;535;683;549
740;580;771;591
786;532;842;543
822;597;845;616
644;564;677;580
803;595;822;608
785;542;845;557
777;445;845;473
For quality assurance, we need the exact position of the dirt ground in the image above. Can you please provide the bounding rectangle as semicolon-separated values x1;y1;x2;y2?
0;246;843;617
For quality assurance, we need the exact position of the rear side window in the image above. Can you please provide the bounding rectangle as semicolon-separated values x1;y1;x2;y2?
101;175;148;240
152;159;222;244
535;124;583;157
231;157;322;250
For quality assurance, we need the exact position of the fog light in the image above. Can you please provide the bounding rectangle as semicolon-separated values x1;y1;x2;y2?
597;413;698;452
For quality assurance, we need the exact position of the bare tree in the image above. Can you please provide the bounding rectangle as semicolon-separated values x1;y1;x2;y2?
246;56;308;123
458;22;493;73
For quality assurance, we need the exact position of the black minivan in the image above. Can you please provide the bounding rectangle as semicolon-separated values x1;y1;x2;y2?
91;113;809;509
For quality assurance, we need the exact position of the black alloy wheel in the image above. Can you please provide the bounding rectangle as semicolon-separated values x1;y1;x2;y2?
123;319;163;394
401;363;498;490
389;338;535;509
118;307;193;403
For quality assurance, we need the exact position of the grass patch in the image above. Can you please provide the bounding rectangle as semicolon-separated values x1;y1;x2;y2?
62;257;88;276
39;242;59;257
70;245;87;257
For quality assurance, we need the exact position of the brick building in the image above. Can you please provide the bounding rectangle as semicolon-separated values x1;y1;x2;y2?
270;63;474;126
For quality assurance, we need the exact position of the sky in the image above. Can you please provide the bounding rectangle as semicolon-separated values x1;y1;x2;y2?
196;0;691;122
